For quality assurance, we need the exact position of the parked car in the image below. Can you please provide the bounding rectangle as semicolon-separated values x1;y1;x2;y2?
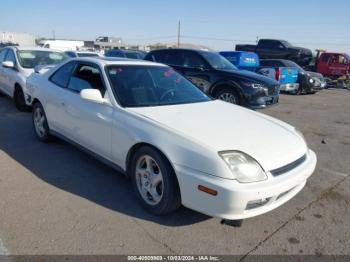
65;50;100;58
220;51;299;93
0;46;67;111
0;42;18;48
28;57;317;221
144;49;280;108
260;59;323;94
236;39;313;66
307;71;327;89
105;49;146;59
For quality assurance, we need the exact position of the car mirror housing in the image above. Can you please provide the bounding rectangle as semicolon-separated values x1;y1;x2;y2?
80;89;105;104
2;61;15;69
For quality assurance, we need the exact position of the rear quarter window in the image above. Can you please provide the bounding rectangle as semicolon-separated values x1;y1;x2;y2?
50;61;76;88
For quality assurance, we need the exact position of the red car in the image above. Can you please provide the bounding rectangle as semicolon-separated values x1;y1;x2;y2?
316;52;350;78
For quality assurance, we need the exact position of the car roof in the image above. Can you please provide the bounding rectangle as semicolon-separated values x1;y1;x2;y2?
148;48;211;54
7;46;63;52
260;59;290;63
72;56;167;67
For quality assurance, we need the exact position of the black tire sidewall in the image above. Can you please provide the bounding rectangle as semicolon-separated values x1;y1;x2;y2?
14;87;30;112
130;146;181;215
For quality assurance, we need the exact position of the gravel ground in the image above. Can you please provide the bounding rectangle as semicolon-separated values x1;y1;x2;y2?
0;89;349;257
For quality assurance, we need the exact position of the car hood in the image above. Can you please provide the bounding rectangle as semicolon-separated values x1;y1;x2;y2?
22;68;35;77
219;68;279;86
291;47;312;54
129;100;307;171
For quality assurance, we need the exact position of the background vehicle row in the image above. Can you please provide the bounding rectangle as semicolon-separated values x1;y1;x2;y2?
145;48;280;108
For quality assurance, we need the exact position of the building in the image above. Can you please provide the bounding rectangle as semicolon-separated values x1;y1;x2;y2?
1;31;36;46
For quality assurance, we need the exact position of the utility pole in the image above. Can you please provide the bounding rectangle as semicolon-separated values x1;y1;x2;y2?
177;20;181;48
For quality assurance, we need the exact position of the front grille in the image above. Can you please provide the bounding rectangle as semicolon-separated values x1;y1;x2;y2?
270;154;307;177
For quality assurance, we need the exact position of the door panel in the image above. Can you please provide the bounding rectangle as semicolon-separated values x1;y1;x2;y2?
60;91;113;159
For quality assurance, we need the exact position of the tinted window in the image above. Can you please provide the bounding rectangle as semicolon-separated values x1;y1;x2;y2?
0;49;8;62
259;40;280;49
164;51;184;66
105;50;126;58
65;51;77;58
183;51;207;68
260;60;283;67
77;53;99;58
149;51;184;66
4;50;16;63
200;52;236;70
17;51;67;68
106;65;210;107
321;54;331;63
50;61;76;87
124;52;140;59
68;64;105;95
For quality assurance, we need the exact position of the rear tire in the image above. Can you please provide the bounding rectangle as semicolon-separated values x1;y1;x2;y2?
14;87;31;112
32;102;54;143
216;88;240;105
130;146;181;215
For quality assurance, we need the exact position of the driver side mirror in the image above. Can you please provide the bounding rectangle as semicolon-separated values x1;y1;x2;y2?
2;61;15;69
80;89;105;104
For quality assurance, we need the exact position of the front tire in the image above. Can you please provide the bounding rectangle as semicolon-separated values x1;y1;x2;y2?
130;146;181;215
216;88;240;105
14;87;31;112
32;102;54;143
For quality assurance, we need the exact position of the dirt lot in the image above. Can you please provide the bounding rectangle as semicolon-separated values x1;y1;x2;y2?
0;89;349;257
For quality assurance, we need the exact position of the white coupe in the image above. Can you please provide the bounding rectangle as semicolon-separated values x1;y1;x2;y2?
27;57;317;220
0;46;67;111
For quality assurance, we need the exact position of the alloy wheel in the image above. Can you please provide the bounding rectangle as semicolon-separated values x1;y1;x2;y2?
218;92;237;104
33;106;46;138
135;155;164;206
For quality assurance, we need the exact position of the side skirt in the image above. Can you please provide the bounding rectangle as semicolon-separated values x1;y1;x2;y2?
50;130;127;176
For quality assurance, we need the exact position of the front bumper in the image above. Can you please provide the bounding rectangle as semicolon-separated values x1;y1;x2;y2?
175;150;317;220
244;85;280;108
280;83;299;93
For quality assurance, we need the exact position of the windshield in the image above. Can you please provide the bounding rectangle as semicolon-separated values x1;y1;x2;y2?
283;60;305;72
201;52;237;70
17;51;67;69
281;40;292;48
107;65;211;107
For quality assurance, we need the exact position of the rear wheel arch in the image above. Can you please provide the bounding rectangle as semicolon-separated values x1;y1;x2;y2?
13;83;31;111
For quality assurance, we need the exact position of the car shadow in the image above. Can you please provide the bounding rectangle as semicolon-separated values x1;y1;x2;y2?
0;97;210;226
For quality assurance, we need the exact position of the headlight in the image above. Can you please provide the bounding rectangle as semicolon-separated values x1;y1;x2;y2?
309;78;314;83
219;151;267;183
241;81;263;89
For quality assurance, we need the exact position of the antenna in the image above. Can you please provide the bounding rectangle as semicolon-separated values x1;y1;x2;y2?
177;20;181;48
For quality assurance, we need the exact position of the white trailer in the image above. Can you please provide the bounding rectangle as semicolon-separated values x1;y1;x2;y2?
41;40;84;51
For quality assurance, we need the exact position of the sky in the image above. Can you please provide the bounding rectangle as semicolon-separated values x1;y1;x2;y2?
1;0;349;52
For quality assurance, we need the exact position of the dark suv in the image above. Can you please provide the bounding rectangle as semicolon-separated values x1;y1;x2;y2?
144;49;280;108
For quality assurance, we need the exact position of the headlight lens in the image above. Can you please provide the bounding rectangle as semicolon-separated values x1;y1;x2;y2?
241;81;263;89
219;151;267;183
